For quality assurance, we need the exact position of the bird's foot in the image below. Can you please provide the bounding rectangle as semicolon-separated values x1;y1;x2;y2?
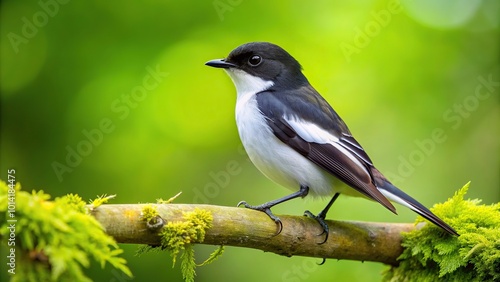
238;201;283;235
304;210;329;244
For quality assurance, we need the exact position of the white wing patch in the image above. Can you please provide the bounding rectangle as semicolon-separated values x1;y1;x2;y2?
285;116;369;176
285;116;339;144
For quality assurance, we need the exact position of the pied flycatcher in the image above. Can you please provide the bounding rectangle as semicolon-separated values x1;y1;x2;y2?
206;42;458;241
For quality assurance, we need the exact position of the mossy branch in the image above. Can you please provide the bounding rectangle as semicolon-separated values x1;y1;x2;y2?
91;203;416;266
2;181;498;281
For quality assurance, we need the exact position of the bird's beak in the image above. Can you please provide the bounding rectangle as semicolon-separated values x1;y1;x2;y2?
205;59;237;69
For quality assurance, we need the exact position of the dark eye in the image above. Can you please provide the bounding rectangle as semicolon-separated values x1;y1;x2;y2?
248;55;262;66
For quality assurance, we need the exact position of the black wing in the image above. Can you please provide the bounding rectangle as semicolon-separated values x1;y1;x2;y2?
256;86;396;213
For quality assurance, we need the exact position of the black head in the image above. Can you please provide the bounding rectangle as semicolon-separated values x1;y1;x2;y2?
206;42;309;89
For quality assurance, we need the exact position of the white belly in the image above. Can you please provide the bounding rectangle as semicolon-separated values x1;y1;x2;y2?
235;94;339;197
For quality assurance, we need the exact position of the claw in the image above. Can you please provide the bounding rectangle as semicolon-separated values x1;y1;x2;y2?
237;201;283;236
235;186;310;237
304;210;329;244
237;200;247;207
269;216;283;236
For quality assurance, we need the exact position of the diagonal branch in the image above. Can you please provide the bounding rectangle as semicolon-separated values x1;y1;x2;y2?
91;204;416;266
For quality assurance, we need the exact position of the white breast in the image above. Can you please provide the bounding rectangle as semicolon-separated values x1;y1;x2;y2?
227;70;337;197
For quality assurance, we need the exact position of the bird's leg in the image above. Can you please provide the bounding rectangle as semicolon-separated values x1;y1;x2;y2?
238;185;309;235
304;192;340;244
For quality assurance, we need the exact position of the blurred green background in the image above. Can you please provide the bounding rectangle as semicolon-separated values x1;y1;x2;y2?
1;0;499;281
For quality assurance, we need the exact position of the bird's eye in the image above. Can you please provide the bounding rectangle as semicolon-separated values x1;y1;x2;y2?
248;55;262;67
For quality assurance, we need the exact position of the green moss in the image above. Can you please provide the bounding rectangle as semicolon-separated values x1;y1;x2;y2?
88;194;116;210
139;208;214;282
384;182;500;281
156;191;183;204
141;204;164;229
59;194;87;214
197;245;225;267
141;204;160;220
0;181;132;282
160;208;213;265
181;245;196;282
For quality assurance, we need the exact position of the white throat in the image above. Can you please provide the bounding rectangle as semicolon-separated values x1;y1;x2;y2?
224;69;274;100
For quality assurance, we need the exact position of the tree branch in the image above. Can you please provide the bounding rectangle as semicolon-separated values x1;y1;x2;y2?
91;204;416;266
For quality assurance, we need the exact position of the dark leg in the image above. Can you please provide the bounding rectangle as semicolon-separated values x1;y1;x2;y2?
238;185;309;235
304;192;340;244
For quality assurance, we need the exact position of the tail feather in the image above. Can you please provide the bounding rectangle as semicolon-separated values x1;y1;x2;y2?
377;180;458;236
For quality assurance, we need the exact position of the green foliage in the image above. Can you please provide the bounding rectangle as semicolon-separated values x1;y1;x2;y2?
0;181;132;281
384;182;500;281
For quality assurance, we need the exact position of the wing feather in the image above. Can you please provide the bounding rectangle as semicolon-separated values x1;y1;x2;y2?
258;88;396;213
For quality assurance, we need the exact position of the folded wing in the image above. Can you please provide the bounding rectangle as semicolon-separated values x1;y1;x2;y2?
256;87;396;213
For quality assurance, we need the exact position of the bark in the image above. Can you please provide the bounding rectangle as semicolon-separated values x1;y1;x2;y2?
91;204;415;266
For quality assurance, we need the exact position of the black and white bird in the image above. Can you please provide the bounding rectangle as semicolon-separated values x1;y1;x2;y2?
206;42;458;241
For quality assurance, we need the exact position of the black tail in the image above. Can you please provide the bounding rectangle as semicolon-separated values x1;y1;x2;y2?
377;180;458;236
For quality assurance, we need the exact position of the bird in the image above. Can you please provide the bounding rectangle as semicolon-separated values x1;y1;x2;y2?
205;42;458;242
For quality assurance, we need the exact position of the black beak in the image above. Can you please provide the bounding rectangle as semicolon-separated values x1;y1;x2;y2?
205;59;237;69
